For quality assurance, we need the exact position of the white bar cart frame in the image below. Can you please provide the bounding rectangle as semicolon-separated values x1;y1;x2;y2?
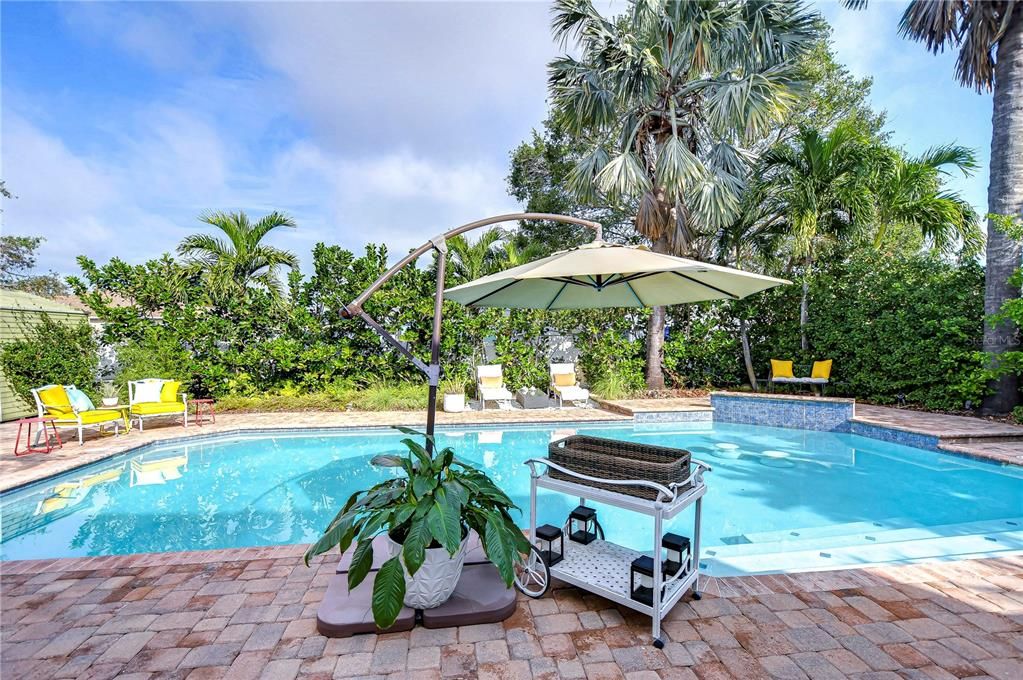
521;457;711;649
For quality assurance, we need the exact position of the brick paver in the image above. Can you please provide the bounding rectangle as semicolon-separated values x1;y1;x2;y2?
2;552;1019;679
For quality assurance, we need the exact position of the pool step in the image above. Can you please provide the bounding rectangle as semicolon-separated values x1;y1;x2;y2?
738;518;924;545
702;528;1023;577
707;517;1023;558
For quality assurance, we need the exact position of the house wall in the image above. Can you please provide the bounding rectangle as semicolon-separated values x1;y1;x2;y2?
0;291;89;421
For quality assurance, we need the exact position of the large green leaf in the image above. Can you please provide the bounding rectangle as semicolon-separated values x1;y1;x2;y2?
402;518;432;576
303;512;357;565
400;437;433;470
412;474;437;499
347;539;375;591
426;489;461;554
372;557;407;629
484;512;514;586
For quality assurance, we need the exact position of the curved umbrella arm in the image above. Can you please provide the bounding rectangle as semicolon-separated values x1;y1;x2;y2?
342;212;602;316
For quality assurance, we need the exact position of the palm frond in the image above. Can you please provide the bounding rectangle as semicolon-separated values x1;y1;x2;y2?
595;151;651;200
915;143;978;175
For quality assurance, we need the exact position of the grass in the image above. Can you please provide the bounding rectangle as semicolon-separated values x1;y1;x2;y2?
217;383;430;413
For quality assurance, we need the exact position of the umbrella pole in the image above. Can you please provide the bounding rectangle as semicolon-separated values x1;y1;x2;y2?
424;248;447;454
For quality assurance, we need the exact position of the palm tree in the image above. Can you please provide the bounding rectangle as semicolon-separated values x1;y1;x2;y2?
178;210;299;304
871;145;981;256
548;0;819;389
445;228;505;284
845;1;1023;412
761;122;875;350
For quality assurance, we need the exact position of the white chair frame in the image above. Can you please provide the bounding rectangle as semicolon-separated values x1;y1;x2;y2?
475;364;514;410
31;384;122;445
550;363;590;408
128;379;189;432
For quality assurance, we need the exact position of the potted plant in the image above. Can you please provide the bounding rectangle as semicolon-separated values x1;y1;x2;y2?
441;379;466;413
100;382;120;407
304;427;529;628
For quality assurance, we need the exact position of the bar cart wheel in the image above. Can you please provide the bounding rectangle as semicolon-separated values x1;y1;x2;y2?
514;544;551;598
653;638;665;649
691;591;703;600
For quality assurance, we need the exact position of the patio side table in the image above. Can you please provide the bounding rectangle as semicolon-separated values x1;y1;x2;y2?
193;399;216;426
13;416;63;456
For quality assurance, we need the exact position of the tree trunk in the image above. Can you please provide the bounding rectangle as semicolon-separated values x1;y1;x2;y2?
982;14;1023;414
645;235;669;391
740;316;758;390
800;254;811;352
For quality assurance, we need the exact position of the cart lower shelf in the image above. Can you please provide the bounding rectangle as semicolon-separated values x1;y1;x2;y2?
550;539;696;616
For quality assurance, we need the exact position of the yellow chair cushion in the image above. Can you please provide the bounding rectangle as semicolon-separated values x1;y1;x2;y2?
479;376;503;388
45;406;76;419
553;372;576;387
770;359;794;379
131;401;185;415
811;360;833;379
77;409;125;424
39;385;71;409
160;381;181;402
39;497;71;514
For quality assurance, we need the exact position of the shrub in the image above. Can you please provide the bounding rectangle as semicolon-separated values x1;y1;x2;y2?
0;315;99;404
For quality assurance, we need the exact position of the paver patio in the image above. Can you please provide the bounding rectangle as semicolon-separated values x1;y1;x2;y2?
2;550;1021;679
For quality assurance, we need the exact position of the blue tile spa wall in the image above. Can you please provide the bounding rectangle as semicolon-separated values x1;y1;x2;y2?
710;394;853;432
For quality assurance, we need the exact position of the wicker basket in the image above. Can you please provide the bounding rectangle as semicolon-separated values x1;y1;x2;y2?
547;435;691;500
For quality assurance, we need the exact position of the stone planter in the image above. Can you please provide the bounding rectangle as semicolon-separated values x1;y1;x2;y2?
101;397;119;407
442;393;465;413
388;534;467;609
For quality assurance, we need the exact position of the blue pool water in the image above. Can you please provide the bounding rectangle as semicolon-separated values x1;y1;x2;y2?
2;421;1021;574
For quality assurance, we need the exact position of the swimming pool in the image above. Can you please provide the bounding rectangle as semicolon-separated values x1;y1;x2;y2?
2;421;1021;575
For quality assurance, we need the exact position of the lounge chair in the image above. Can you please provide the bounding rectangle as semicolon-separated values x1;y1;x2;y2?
550;363;590;407
476;365;514;410
130;452;188;486
768;359;832;395
128;379;188;431
32;384;126;445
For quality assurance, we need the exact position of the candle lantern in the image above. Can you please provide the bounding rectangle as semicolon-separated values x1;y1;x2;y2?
568;505;598;544
662;533;691;577
535;524;564;566
630;556;659;606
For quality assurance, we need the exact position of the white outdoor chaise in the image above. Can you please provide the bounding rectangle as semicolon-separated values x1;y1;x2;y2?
476;364;514;410
550;363;590;407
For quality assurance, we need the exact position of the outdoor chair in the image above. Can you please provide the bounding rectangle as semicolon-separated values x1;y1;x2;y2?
475;365;514;410
767;359;832;396
128;379;188;431
550;362;590;407
32;384;126;445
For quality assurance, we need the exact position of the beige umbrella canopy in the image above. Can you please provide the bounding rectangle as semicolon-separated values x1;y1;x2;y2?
445;240;789;309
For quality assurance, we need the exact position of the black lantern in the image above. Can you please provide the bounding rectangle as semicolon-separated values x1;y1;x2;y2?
535;524;564;566
630;556;660;606
662;533;691;577
568;505;598;544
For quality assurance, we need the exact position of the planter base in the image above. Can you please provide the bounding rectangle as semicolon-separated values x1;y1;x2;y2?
319;534;516;638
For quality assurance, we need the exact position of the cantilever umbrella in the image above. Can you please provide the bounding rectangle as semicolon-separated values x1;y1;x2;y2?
445;239;788;309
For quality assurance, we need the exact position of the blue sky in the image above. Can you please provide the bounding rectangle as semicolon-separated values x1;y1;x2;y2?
2;1;992;276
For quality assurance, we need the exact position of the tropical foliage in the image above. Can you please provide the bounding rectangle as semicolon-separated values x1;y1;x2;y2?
303;427;530;628
0;316;99;402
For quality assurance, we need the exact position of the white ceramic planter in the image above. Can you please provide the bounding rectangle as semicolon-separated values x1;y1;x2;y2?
101;397;119;407
442;393;465;413
388;534;467;609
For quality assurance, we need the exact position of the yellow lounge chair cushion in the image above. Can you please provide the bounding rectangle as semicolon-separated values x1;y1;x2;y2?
39;385;71;410
39;497;71;514
132;401;185;415
811;360;833;380
479;376;503;388
553;372;576;387
160;380;181;402
66;409;124;425
770;359;794;379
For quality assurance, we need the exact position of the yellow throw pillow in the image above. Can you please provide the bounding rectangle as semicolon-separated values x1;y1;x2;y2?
811;360;833;380
554;372;576;387
39;385;71;409
160;380;181;402
770;359;794;379
479;376;503;388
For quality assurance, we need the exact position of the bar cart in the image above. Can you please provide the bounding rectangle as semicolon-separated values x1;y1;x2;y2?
513;446;711;649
